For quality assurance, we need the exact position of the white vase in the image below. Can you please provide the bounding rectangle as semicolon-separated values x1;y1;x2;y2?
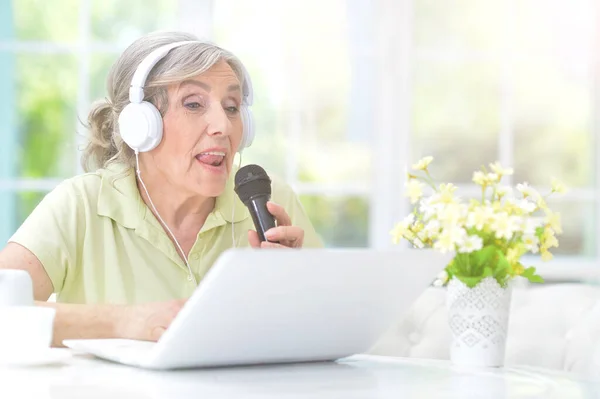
446;276;512;367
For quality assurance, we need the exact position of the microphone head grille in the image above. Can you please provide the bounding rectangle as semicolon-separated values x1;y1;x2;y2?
234;164;272;204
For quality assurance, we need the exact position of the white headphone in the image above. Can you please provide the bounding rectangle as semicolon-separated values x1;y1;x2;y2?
118;40;255;153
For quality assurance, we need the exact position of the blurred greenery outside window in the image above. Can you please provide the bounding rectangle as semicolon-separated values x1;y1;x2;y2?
1;0;599;266
0;0;371;249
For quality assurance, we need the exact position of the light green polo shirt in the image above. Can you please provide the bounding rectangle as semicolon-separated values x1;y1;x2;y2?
9;163;323;305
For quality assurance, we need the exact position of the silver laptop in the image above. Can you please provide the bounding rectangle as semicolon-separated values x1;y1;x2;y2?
64;248;451;370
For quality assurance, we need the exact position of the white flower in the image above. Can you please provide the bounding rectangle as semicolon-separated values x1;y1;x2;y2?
516;199;537;214
420;204;437;221
521;218;542;235
458;235;484;254
473;171;487;185
491;213;521;240
433;279;445;287
522;234;539;254
437;270;449;282
434;227;466;253
517;182;539;199
489;162;514;176
405;180;425;204
430;184;460;206
432;270;449;287
412;156;433;171
487;173;499;183
436;204;468;227
390;214;415;244
466;206;494;231
423;220;441;239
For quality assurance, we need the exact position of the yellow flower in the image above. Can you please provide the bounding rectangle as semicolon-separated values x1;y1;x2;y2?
412;156;433;171
438;183;459;204
541;228;559;249
422;220;441;240
537;197;548;212
496;185;512;198
390;214;415;244
405;180;425;204
412;221;425;234
489;162;514;176
513;264;525;276
541;249;553;262
506;247;521;264
551;177;567;194
545;211;562;235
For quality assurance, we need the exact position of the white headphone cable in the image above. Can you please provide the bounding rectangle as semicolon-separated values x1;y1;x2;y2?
135;150;198;285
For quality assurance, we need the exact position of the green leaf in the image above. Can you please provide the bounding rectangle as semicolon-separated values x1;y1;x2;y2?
482;266;493;278
470;245;497;267
535;227;545;240
527;275;545;284
521;266;544;284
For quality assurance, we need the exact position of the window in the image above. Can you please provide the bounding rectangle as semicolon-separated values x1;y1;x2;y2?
211;0;373;247
2;0;599;279
406;0;599;276
0;0;196;244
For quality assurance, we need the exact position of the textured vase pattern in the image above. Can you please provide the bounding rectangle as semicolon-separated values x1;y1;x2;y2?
447;276;512;367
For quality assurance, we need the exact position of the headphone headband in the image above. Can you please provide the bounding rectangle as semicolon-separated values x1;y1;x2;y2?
128;40;253;107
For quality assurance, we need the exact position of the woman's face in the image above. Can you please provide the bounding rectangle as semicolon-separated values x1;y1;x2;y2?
147;60;244;198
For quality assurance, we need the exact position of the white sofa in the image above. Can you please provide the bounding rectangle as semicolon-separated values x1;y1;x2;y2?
369;281;600;376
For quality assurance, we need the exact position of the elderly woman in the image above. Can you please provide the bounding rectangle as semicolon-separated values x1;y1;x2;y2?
0;31;322;345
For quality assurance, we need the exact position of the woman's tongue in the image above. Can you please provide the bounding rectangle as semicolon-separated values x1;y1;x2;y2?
196;154;224;167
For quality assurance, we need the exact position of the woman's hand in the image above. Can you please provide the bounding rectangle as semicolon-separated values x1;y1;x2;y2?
248;202;304;249
117;299;187;342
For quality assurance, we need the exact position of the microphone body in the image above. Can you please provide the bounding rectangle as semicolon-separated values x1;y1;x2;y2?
234;164;278;243
246;194;277;242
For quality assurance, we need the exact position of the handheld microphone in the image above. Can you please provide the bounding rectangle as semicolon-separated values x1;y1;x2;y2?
234;164;277;243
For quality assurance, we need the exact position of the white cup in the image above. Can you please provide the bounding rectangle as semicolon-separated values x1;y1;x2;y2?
0;306;56;357
0;269;34;306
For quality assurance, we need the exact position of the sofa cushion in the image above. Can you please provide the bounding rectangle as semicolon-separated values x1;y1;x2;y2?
369;282;600;372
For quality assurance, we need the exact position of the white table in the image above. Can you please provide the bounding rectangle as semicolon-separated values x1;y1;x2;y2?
1;351;599;398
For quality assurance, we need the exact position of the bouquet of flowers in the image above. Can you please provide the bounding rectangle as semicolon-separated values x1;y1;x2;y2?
390;157;567;288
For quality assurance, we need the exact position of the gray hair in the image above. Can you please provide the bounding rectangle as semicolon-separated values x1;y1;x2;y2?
81;31;247;172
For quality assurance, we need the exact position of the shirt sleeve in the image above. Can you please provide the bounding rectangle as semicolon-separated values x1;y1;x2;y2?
8;180;83;293
270;176;324;248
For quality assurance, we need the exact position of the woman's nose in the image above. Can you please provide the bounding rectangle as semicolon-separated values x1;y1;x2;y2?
205;104;229;137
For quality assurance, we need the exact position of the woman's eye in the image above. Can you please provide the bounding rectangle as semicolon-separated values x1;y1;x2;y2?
185;102;202;110
225;106;239;114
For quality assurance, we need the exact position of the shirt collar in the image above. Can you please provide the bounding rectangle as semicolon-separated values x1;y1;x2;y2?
96;163;250;231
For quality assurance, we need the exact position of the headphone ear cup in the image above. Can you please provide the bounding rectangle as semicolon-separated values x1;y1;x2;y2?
238;105;255;151
118;102;163;153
